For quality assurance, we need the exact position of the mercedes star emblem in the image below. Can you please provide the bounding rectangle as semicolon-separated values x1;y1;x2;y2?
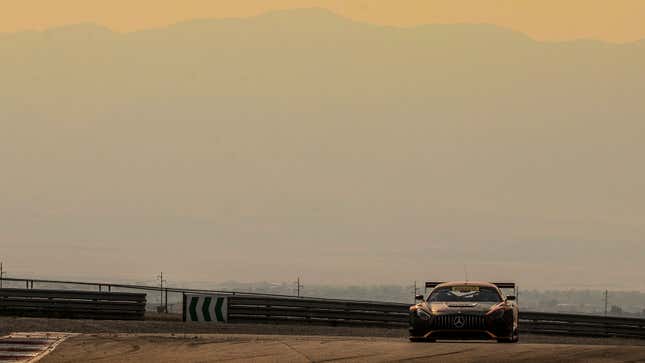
453;315;465;328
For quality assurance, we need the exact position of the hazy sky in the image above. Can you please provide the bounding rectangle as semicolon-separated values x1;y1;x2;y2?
1;6;644;290
3;0;645;42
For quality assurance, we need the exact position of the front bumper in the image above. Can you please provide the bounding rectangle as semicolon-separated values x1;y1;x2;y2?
409;311;514;340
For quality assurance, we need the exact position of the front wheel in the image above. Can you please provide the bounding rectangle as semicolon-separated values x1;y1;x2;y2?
497;328;519;343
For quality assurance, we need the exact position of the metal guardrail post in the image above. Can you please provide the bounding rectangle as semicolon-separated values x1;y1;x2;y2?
182;293;186;322
165;288;168;313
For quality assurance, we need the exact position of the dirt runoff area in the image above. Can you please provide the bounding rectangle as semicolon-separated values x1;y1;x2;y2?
41;333;645;363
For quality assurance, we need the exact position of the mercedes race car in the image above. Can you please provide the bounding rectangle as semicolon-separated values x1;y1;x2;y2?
409;281;519;343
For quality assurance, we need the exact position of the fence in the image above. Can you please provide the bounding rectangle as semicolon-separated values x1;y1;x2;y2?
1;277;184;314
227;295;409;327
184;294;645;339
521;311;645;339
2;277;645;339
0;277;373;314
0;288;146;320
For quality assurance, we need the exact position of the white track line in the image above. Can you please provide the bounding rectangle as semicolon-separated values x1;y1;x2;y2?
0;332;75;363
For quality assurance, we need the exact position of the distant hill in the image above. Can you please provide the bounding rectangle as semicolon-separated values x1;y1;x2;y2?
1;9;644;289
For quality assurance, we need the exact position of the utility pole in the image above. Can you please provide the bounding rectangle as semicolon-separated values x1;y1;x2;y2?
0;262;4;289
157;272;166;313
604;289;608;316
295;277;303;297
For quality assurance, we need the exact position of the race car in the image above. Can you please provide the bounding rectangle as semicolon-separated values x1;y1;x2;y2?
409;281;519;343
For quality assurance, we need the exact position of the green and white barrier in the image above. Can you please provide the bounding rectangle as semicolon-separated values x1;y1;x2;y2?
184;294;228;323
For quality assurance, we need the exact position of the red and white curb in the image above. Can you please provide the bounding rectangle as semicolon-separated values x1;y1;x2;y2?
0;333;74;363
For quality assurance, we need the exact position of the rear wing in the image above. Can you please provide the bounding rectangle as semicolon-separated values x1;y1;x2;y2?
425;282;515;289
423;281;518;301
425;282;444;289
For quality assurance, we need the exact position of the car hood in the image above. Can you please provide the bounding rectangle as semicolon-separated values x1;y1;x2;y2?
427;301;499;314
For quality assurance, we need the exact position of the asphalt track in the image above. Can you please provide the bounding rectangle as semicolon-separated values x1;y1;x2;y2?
42;334;645;363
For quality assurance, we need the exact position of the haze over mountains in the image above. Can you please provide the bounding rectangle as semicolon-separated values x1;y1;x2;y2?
2;9;644;289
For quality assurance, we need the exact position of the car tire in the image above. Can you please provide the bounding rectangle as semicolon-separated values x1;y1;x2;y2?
498;328;519;343
409;337;426;343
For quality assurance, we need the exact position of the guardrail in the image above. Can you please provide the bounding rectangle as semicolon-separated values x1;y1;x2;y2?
194;295;645;339
521;311;645;339
0;277;323;314
2;277;644;338
0;288;146;320
227;295;410;327
0;276;407;314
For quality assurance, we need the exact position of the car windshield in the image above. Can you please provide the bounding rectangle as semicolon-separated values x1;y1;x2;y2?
428;286;502;302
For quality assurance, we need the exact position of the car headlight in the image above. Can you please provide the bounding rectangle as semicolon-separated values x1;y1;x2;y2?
416;309;432;320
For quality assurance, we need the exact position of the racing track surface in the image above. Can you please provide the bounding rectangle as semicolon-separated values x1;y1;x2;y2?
42;334;645;363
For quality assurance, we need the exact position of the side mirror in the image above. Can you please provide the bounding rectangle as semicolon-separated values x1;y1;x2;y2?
506;295;516;301
415;294;425;301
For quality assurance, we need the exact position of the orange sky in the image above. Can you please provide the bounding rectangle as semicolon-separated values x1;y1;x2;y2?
3;0;645;42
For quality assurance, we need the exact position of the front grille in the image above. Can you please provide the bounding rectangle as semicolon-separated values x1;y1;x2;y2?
431;314;486;330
